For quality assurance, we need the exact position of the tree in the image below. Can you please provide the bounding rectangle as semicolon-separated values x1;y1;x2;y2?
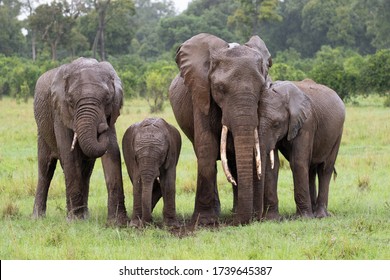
88;0;135;60
28;2;77;60
359;0;390;50
0;0;26;56
228;0;282;39
144;60;176;112
129;0;175;59
359;49;390;95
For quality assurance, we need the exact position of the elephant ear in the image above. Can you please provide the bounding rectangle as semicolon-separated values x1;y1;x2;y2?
287;84;311;141
245;35;273;75
164;122;182;169
101;61;123;127
122;124;138;182
50;63;74;129
175;33;228;115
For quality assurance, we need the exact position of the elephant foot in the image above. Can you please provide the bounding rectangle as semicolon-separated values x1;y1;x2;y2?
232;212;253;226
106;213;129;227
32;208;46;219
192;212;219;227
314;207;330;218
67;207;89;221
129;218;143;228
164;218;180;228
262;210;282;221
295;210;314;219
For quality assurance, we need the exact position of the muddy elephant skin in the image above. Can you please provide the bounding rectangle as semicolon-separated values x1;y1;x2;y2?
122;118;181;227
33;57;128;225
169;33;272;225
258;79;345;220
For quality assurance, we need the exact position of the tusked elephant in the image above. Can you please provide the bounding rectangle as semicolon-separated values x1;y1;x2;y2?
33;57;128;226
258;79;345;220
122;118;182;227
169;33;272;225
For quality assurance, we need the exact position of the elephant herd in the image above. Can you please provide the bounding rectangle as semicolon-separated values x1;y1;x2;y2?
32;33;345;228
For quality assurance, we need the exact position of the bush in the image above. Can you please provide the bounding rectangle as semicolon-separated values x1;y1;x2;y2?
270;63;306;81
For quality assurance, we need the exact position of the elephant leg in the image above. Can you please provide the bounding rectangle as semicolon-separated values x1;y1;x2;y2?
130;179;142;227
63;158;85;219
193;122;220;225
101;130;128;226
309;166;317;212
53;126;86;219
315;136;342;218
263;151;280;221
291;162;314;218
160;168;179;227
79;159;96;218
315;163;333;218
33;135;57;218
290;137;314;218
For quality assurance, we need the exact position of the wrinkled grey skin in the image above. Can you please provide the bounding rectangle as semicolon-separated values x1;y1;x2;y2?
33;57;128;225
122;118;181;227
169;33;272;225
258;79;345;220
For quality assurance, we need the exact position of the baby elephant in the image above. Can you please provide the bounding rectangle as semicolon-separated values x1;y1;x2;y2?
259;79;345;220
122;117;181;227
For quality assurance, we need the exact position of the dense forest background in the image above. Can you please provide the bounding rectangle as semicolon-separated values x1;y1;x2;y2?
0;0;389;109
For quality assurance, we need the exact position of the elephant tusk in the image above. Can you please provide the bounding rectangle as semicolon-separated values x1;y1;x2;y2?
220;125;237;186
270;150;275;169
71;132;78;152
156;177;160;183
254;128;261;179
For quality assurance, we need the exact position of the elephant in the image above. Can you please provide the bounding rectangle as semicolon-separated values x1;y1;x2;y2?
122;117;181;227
169;33;272;225
258;79;345;220
32;57;128;225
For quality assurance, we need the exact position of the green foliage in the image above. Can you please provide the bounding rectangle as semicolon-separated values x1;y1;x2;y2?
28;2;77;60
0;0;26;56
359;49;390;95
0;56;41;100
228;0;281;38
269;63;306;81
144;60;176;113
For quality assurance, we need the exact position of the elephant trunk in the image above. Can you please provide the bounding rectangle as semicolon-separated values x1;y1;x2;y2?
74;103;109;158
232;127;256;224
138;156;160;224
141;176;154;224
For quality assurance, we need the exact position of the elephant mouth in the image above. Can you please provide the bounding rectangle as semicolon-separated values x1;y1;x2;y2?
220;125;262;185
70;122;109;152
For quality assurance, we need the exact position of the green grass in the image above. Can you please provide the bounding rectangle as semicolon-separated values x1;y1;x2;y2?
0;96;389;260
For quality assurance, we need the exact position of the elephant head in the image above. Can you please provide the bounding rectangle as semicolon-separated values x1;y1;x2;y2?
175;33;272;224
259;81;311;166
51;58;123;158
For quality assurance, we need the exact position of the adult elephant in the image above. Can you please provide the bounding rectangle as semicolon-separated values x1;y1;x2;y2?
258;79;345;220
122;118;181;228
169;33;272;225
33;57;128;225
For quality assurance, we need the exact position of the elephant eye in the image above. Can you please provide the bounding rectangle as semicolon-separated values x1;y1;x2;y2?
273;121;280;128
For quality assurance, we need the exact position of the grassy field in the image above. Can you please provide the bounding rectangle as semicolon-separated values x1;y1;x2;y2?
0;96;389;260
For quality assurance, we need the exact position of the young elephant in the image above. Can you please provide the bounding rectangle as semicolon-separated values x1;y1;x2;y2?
122;117;182;227
259;79;345;219
33;57;127;225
